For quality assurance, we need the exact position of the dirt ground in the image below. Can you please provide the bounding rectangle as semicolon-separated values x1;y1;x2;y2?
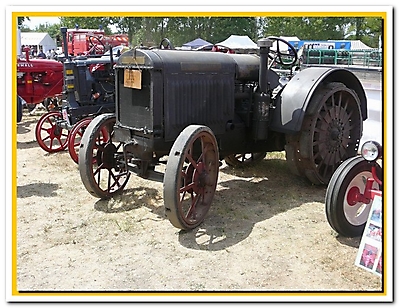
14;108;383;301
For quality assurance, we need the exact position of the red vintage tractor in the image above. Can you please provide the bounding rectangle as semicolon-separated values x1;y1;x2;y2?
17;47;64;112
64;27;129;56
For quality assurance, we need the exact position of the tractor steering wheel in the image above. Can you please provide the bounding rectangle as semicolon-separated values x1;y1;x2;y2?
159;38;174;50
88;35;106;55
266;36;298;67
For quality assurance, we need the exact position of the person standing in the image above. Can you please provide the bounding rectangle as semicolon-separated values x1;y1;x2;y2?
37;49;46;59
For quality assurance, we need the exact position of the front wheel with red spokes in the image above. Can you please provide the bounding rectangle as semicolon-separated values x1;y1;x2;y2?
35;111;69;153
163;125;219;230
78;113;130;199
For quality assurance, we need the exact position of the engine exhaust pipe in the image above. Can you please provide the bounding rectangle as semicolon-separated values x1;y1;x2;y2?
252;38;273;141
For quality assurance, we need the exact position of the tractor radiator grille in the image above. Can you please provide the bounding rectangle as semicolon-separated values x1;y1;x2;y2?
164;73;234;141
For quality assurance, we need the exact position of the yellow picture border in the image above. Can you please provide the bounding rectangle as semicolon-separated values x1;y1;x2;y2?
8;6;392;302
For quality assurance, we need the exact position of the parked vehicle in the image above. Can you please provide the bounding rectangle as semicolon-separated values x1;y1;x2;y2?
35;27;125;163
16;95;26;123
78;36;368;230
17;47;64;112
325;140;382;237
64;27;128;56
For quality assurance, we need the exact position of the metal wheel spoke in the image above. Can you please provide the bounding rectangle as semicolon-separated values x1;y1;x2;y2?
108;170;124;191
55;136;64;145
179;190;187;204
330;105;340;119
180;182;195;193
42;127;51;134
108;171;123;191
185;142;198;166
115;142;123;151
93;162;104;178
186;152;198;169
42;135;51;142
45;117;55;126
335;91;343;109
312;138;325;147
185;193;200;220
313;150;322;162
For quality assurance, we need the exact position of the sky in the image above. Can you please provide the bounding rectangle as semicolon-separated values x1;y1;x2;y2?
23;17;61;29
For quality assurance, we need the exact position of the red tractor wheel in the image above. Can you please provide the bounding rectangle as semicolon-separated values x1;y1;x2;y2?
68;117;93;164
163;125;219;230
35;111;69;153
68;117;111;164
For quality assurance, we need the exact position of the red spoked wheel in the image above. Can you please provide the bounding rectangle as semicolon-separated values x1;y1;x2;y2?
68;117;111;164
68;117;93;164
35;111;69;153
78;113;130;199
163;125;219;230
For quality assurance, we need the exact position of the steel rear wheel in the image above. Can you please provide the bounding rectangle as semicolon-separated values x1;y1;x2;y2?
164;125;219;230
285;82;363;185
35;111;69;153
325;156;382;237
78;113;130;199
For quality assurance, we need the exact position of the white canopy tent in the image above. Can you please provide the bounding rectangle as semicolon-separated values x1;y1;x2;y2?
20;32;57;54
182;38;213;50
215;35;258;51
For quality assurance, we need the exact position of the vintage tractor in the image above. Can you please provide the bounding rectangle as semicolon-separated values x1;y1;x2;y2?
64;27;129;57
35;27;126;163
78;36;368;230
325;140;382;237
17;47;64;112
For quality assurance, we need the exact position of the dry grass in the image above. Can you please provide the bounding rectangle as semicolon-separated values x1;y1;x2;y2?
14;109;383;298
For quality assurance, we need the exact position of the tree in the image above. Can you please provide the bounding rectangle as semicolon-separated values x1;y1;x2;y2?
34;23;61;43
261;17;351;41
18;17;29;27
345;17;382;48
59;17;113;34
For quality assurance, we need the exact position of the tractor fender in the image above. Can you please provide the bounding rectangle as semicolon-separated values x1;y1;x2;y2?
270;67;367;133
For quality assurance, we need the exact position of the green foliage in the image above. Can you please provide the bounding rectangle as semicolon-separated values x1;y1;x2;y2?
18;17;28;26
19;16;383;49
59;17;113;34
260;17;351;41
345;17;382;48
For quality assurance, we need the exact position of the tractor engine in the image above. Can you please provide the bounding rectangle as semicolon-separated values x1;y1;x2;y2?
17;49;63;106
114;43;284;162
